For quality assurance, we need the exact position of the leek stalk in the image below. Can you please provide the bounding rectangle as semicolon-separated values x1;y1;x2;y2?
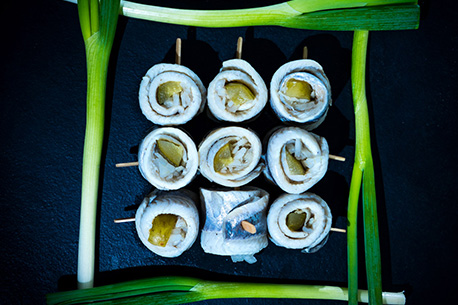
348;30;383;304
47;276;406;305
64;0;420;31
77;0;120;289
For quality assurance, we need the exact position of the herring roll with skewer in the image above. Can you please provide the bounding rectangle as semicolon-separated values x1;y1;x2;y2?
135;190;199;258
270;59;331;130
139;63;206;125
265;126;329;194
207;59;268;122
200;187;269;263
198;126;264;187
267;192;332;253
138;127;198;190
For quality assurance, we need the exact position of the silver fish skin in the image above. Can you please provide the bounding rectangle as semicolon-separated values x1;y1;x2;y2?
270;59;331;130
135;189;199;258
200;187;269;263
267;192;332;253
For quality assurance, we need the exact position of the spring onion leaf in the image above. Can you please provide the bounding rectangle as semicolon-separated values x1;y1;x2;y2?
47;276;406;305
348;30;383;304
76;0;120;289
64;0;420;31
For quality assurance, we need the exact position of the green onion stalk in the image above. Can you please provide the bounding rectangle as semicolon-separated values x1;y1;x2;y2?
65;0;420;31
47;276;406;305
347;30;382;305
76;0;120;289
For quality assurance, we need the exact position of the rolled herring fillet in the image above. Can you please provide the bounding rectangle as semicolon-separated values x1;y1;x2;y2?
207;59;268;122
200;187;269;263
198;126;264;187
267;192;332;253
265;126;329;194
270;59;331;130
135;189;199;257
139;63;206;125
138;127;198;190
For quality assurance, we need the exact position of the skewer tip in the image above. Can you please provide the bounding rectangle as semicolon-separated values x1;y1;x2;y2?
175;38;182;65
236;36;243;59
115;161;139;168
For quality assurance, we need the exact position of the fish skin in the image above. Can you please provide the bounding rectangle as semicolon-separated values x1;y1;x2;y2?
200;187;269;261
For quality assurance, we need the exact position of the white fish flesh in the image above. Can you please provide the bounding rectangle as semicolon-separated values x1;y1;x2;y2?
138;127;198;190
200;187;269;263
270;59;331;130
198;126;264;187
135;189;199;258
139;63;206;125
267;192;332;253
207;59;268;122
265;126;329;194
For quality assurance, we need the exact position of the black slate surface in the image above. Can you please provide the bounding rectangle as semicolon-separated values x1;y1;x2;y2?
1;0;457;304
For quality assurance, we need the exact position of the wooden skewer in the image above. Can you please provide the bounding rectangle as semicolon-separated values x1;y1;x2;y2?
115;161;139;168
175;38;182;65
330;227;346;233
113;217;346;234
329;154;346;162
303;46;308;60
116;155;344;167
236;36;243;59
114;217;135;223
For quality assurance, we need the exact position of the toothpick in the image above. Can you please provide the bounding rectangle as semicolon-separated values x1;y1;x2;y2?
236;36;243;59
303;46;308;59
175;38;182;65
114;217;135;223
114;216;346;235
115;161;139;168
329;154;346;162
330;227;347;233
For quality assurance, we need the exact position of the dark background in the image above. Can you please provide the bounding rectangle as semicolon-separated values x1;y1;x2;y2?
1;0;456;304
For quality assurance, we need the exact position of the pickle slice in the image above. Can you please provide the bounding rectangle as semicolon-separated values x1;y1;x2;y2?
286;210;306;231
148;214;178;247
213;142;234;172
225;82;255;106
285;149;307;175
284;79;312;100
157;81;182;105
157;139;184;167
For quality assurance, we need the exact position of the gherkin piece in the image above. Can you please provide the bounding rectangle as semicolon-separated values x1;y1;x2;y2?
213;142;234;172
286;210;306;231
285;79;313;100
157;81;182;105
285;149;307;175
148;214;178;247
157;139;184;167
225;82;255;106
